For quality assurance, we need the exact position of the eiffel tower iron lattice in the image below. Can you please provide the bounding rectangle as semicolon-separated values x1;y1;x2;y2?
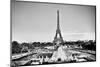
53;10;64;46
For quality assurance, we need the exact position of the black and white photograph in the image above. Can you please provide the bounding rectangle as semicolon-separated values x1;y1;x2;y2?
11;0;96;67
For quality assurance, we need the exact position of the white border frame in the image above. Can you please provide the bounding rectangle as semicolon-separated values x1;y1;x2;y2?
0;0;100;67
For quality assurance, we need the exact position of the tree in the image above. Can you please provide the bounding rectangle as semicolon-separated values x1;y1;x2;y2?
12;41;22;54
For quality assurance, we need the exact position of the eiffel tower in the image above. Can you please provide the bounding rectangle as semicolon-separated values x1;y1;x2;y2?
53;10;64;46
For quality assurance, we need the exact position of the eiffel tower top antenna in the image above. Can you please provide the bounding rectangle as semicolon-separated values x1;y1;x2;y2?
57;10;60;30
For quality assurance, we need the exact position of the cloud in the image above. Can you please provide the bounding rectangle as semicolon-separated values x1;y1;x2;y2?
63;32;95;41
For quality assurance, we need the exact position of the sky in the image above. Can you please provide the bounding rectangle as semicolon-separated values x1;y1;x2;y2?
12;1;96;43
